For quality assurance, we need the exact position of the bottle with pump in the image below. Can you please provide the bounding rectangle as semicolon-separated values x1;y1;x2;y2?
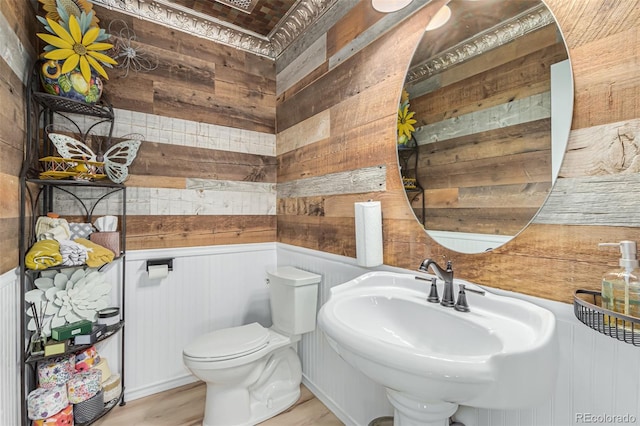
599;241;640;326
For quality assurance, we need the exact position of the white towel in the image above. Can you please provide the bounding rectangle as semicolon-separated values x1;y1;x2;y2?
59;240;88;266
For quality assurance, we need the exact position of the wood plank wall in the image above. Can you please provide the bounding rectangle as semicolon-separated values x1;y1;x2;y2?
276;0;640;304
72;6;277;251
2;4;277;275
88;6;277;250
408;25;568;235
0;1;36;275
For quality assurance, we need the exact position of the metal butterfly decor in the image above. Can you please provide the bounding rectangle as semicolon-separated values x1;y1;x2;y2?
48;133;142;183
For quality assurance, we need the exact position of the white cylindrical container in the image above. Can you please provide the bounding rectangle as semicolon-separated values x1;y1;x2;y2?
355;201;383;267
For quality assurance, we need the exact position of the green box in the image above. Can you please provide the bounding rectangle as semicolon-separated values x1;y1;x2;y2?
51;320;93;341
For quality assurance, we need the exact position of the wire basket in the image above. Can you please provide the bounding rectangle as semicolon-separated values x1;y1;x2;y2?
574;289;640;346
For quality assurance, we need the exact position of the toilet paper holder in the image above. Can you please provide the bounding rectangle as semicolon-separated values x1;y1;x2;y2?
146;258;174;272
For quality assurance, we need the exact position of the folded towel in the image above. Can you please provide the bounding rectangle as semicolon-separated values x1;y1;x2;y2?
25;240;63;270
59;240;88;266
74;238;115;268
35;217;70;242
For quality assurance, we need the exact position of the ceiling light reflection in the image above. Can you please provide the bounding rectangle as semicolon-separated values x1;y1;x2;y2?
371;0;413;13
425;5;452;31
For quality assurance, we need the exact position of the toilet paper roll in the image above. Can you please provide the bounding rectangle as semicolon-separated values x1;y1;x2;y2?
93;357;112;383
67;369;102;404
102;373;122;402
27;385;69;420
355;201;383;267
75;345;100;372
32;404;73;426
37;354;75;389
148;264;169;279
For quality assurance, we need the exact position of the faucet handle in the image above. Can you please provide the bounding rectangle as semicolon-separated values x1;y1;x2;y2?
454;284;485;312
427;278;439;303
454;285;469;312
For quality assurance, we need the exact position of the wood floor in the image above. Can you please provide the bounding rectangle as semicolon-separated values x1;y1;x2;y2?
94;382;344;426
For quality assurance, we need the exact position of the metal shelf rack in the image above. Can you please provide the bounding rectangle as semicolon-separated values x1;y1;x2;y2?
574;289;640;346
19;65;127;425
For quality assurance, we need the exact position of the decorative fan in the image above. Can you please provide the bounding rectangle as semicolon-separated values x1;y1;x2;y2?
49;133;142;183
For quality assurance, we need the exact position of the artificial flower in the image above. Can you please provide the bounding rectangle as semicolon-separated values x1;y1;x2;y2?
397;103;417;140
400;88;410;104
37;14;117;83
39;0;100;28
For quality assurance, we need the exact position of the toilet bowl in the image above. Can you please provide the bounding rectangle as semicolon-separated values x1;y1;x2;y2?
183;267;321;426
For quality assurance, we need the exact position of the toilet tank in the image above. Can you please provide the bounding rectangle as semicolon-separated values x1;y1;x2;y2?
268;266;321;335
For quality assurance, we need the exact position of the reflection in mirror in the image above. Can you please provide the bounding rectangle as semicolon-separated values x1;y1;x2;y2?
400;0;573;254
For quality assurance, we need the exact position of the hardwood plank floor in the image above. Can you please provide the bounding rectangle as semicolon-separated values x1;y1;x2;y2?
94;382;344;426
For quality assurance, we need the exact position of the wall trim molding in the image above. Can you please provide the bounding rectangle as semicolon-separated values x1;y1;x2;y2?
406;3;555;84
92;0;339;59
302;375;358;426
126;242;277;261
126;373;197;402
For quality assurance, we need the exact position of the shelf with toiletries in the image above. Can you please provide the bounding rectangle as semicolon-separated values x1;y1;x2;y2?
25;321;124;364
574;290;640;346
573;241;640;347
19;66;128;426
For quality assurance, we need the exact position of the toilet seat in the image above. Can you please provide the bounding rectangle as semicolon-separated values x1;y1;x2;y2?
184;323;270;361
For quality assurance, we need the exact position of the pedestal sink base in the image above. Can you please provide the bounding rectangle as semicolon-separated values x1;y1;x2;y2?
386;389;458;426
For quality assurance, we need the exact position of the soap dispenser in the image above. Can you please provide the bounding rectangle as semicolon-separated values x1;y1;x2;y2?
599;241;640;321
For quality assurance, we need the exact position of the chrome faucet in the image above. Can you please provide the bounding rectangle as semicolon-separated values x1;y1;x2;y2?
418;259;455;307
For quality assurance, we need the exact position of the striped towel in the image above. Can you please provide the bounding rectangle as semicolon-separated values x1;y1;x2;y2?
59;240;88;266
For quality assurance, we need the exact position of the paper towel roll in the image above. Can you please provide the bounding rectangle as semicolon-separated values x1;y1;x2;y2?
355;201;383;267
148;264;169;279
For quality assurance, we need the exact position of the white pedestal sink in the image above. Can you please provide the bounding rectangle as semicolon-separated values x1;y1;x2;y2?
317;271;558;426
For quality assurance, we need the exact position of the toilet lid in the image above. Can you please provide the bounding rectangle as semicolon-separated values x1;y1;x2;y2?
183;323;270;360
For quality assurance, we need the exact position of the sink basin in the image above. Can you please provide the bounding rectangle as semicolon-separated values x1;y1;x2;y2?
318;271;557;426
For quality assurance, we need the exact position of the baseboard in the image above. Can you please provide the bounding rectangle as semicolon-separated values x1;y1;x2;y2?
302;374;359;426
125;374;198;402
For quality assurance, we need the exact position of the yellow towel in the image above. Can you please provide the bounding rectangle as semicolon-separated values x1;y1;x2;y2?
25;240;63;270
75;238;115;268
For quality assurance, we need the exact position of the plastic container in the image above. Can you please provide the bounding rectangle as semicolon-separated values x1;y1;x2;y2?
97;307;120;331
600;241;640;327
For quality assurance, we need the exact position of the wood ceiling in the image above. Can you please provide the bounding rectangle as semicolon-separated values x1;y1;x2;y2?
166;0;297;37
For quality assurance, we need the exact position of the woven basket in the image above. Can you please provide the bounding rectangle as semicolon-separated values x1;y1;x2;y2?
73;390;104;424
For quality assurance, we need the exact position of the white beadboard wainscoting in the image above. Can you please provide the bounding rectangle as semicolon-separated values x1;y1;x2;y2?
101;242;277;401
5;242;640;425
277;243;640;426
0;268;20;426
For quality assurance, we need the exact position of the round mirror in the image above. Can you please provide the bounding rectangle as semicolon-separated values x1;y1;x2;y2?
399;0;573;254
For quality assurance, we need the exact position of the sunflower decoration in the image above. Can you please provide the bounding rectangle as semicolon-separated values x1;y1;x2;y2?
38;0;100;28
36;0;117;85
397;89;417;146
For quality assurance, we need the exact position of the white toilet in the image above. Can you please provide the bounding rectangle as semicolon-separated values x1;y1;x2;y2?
183;266;321;426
